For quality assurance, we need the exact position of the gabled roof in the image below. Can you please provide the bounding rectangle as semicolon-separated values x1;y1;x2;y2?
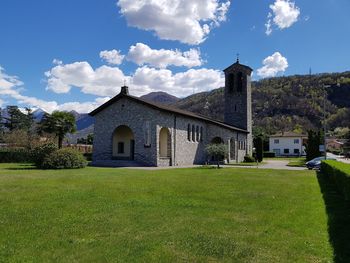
223;61;253;73
270;132;307;138
89;92;249;133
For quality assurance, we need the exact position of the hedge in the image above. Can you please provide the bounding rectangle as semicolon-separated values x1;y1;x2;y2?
0;149;33;163
321;160;350;201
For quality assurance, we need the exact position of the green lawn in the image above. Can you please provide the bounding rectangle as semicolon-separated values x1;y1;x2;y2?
287;158;306;167
0;163;334;262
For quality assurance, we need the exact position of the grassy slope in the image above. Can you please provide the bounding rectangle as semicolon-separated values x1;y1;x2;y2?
0;164;332;262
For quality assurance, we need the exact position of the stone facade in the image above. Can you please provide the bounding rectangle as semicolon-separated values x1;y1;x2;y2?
91;96;249;167
90;61;253;167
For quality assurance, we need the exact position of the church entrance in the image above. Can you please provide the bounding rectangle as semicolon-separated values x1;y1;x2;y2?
112;125;135;160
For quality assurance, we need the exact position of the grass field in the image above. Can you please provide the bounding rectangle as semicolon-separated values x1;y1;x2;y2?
0;163;336;262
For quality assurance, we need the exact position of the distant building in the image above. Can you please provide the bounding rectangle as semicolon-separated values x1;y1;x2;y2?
326;138;346;152
269;132;307;157
89;59;253;167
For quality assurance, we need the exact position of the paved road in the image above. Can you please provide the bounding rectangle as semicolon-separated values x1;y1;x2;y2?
327;152;350;164
226;160;306;171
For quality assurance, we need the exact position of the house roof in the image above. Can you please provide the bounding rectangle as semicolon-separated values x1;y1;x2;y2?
89;91;249;133
270;132;307;138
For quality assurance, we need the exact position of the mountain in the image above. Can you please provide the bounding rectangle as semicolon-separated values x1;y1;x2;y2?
170;71;350;136
75;113;95;131
141;91;179;104
32;108;46;122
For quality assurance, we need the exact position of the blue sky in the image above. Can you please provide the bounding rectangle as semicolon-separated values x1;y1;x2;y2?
0;0;349;113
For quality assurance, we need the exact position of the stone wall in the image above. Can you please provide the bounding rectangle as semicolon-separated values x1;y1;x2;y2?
92;96;248;167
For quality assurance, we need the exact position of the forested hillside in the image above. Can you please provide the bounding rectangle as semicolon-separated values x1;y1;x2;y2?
172;71;350;137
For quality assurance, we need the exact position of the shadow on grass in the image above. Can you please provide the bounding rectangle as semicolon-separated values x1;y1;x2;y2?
317;172;350;263
4;164;37;170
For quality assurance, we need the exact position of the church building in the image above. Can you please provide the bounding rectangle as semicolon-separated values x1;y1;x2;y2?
89;60;253;167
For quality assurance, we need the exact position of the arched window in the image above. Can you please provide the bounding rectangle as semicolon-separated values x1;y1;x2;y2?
196;126;199;142
200;126;203;141
187;124;191;141
192;125;195;141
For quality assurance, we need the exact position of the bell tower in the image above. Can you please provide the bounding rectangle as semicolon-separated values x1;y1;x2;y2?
223;57;253;154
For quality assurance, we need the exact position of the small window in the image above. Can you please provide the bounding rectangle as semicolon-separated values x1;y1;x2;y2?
274;139;279;144
294;139;299;144
284;148;289;154
192;125;195;142
294;149;300;154
234;104;237;112
196;126;199;142
187;124;191;141
200;126;203;141
118;142;124;154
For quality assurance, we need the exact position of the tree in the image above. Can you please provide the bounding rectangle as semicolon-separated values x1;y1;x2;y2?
206;143;228;168
305;130;323;161
253;136;264;162
4;106;27;131
39;111;76;148
77;134;93;145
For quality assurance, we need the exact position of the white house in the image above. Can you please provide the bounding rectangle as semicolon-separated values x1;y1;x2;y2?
269;132;307;157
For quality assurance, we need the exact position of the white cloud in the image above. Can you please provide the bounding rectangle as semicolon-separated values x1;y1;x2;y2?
0;65;110;113
117;0;231;45
52;59;63;65
132;66;223;97
45;62;128;96
265;13;273;36
127;43;202;68
100;49;125;65
265;0;300;35
257;52;288;78
45;59;224;97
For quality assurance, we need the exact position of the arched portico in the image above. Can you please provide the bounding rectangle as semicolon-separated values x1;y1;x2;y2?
112;125;135;160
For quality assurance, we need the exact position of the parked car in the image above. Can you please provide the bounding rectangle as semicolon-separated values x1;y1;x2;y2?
306;156;336;170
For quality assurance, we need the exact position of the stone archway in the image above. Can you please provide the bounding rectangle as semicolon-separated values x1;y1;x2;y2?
112;125;135;160
159;127;171;158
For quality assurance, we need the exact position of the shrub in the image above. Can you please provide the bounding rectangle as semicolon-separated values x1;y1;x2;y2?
321;160;350;201
253;136;264;162
263;151;276;158
0;148;33;163
206;143;228;168
32;143;58;168
244;155;255;163
42;148;87;169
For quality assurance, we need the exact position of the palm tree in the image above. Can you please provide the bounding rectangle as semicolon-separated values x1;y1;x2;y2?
39;111;76;148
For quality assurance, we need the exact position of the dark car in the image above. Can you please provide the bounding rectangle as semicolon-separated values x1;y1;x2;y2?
306;156;336;170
